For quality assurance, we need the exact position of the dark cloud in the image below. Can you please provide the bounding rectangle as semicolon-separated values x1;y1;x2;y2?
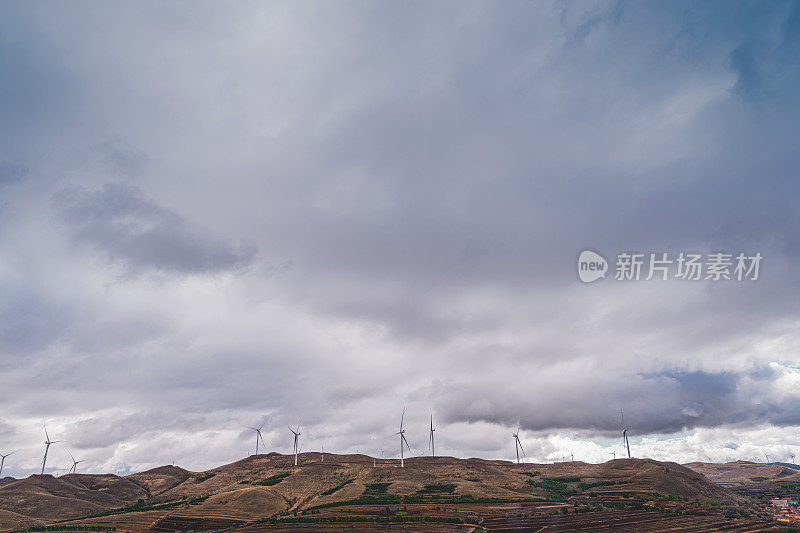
63;411;208;449
438;367;800;436
53;182;256;274
66;140;148;180
0;1;798;475
0;289;68;357
0;161;26;186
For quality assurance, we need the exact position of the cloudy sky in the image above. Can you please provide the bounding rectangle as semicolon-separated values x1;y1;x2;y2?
1;1;800;477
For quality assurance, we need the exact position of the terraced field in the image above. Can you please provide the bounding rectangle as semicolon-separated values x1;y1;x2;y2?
0;455;791;532
480;509;781;532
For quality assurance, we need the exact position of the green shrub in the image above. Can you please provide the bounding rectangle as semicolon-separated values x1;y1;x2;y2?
194;472;216;483
321;479;354;496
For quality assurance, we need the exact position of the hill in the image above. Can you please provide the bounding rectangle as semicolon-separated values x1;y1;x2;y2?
0;454;781;532
684;460;800;485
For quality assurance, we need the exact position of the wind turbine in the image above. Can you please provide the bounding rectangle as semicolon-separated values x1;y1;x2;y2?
246;425;267;456
68;452;84;474
41;425;61;475
0;451;15;478
791;453;795;465
570;451;574;462
765;452;771;464
428;414;436;458
512;428;524;465
611;450;616;460
289;425;301;466
395;407;411;468
621;410;631;459
321;445;324;463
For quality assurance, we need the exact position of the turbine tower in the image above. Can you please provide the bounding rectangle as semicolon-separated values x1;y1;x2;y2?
621;410;631;459
0;451;15;478
40;425;61;475
289;425;301;466
395;407;411;467
68;452;84;474
428;414;436;458
246;425;267;456
512;428;524;464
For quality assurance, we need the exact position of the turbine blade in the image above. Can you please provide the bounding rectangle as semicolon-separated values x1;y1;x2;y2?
400;407;405;430
402;434;411;452
44;425;50;441
259;433;267;449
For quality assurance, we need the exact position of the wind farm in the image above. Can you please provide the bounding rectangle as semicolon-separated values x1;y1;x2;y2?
0;449;796;532
3;414;800;531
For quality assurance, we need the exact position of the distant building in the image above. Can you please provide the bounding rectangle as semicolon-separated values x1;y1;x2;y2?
771;498;799;516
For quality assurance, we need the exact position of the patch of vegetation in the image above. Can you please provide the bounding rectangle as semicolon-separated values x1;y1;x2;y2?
254;472;292;486
544;476;581;483
364;482;392;494
24;528;116;532
77;496;208;519
321;478;354;496
307;494;539;511
529;478;577;500
465;477;482;482
194;472;216;483
258;515;463;525
309;494;403;509
750;476;767;482
577;480;616;490
416;483;457;494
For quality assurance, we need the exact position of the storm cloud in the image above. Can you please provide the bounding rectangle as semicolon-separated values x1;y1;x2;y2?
0;1;799;476
53;182;256;274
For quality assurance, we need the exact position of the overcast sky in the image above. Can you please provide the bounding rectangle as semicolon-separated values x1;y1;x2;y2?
1;1;800;477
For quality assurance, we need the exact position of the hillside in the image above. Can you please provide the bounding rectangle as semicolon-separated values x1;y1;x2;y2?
0;454;781;532
685;460;800;485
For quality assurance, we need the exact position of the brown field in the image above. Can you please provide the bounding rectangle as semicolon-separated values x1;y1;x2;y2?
0;454;795;532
